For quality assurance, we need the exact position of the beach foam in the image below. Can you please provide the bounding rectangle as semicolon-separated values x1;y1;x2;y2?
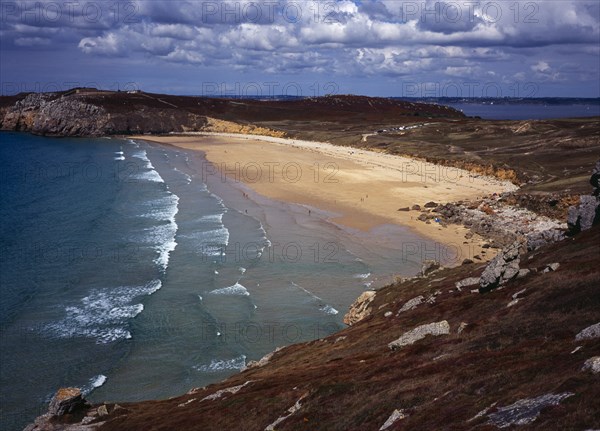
81;374;107;396
320;305;339;315
139;192;179;272
43;280;162;344
194;355;247;373
209;282;250;296
131;149;165;183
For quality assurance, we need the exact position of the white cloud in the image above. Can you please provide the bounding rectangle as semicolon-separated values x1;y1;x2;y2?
1;0;598;95
532;61;551;74
78;33;121;55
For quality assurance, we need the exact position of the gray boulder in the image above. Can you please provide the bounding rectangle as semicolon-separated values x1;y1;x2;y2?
487;393;574;428
591;160;600;193
568;195;600;233
420;260;440;277
479;241;522;292
582;356;600;374
568;160;600;233
575;322;600;341
501;259;521;283
388;321;450;350
455;277;480;289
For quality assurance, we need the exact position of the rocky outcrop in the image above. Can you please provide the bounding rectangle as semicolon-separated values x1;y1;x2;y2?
591;160;600;194
201;381;253;402
344;291;376;325
486;393;574;428
2;93;109;136
23;388;101;431
567;160;600;233
479;241;523;292
420;260;440;276
48;388;87;417
568;195;600;233
245;347;283;369
388;321;450;350
455;277;479;290
575;322;600;341
0;91;209;136
432;198;566;250
397;295;424;314
264;395;307;431
379;409;407;430
582;357;600;374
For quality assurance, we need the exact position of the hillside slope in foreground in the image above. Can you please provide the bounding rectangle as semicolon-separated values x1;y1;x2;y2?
28;224;599;431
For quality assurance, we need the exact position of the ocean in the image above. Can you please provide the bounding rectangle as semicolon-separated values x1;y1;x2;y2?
0;132;432;430
443;101;600;120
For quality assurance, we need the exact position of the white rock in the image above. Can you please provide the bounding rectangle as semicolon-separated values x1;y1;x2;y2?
512;288;527;299
542;262;560;273
507;298;520;308
582;356;600;374
575;322;600;341
379;409;407;430
265;395;306;430
388;321;450;350
201;381;252;402
455;277;479;289
398;295;424;314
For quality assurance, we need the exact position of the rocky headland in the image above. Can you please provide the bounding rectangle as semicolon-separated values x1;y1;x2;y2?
0;89;463;137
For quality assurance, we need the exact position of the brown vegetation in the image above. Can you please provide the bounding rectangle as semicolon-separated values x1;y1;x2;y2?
77;226;600;431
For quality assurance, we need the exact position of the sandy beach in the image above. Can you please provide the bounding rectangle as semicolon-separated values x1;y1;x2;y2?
133;133;519;264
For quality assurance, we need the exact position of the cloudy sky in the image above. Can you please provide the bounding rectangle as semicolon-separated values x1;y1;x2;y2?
1;0;599;97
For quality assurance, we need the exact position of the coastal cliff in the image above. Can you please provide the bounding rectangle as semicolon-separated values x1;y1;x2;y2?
0;89;464;137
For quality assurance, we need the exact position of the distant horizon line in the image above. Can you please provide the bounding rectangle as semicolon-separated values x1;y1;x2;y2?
1;89;599;101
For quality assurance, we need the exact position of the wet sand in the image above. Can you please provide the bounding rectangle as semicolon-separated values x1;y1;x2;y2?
133;133;517;264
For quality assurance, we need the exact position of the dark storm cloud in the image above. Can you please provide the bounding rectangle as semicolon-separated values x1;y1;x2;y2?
1;1;599;96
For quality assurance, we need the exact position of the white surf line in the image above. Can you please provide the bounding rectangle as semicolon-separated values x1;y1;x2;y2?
171;131;519;193
291;282;339;315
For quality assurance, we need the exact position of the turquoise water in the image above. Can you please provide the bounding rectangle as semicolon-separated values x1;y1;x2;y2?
0;132;432;430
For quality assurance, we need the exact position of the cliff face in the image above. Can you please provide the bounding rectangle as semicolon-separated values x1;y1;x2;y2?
1;93;110;136
0;91;209;136
0;90;465;137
